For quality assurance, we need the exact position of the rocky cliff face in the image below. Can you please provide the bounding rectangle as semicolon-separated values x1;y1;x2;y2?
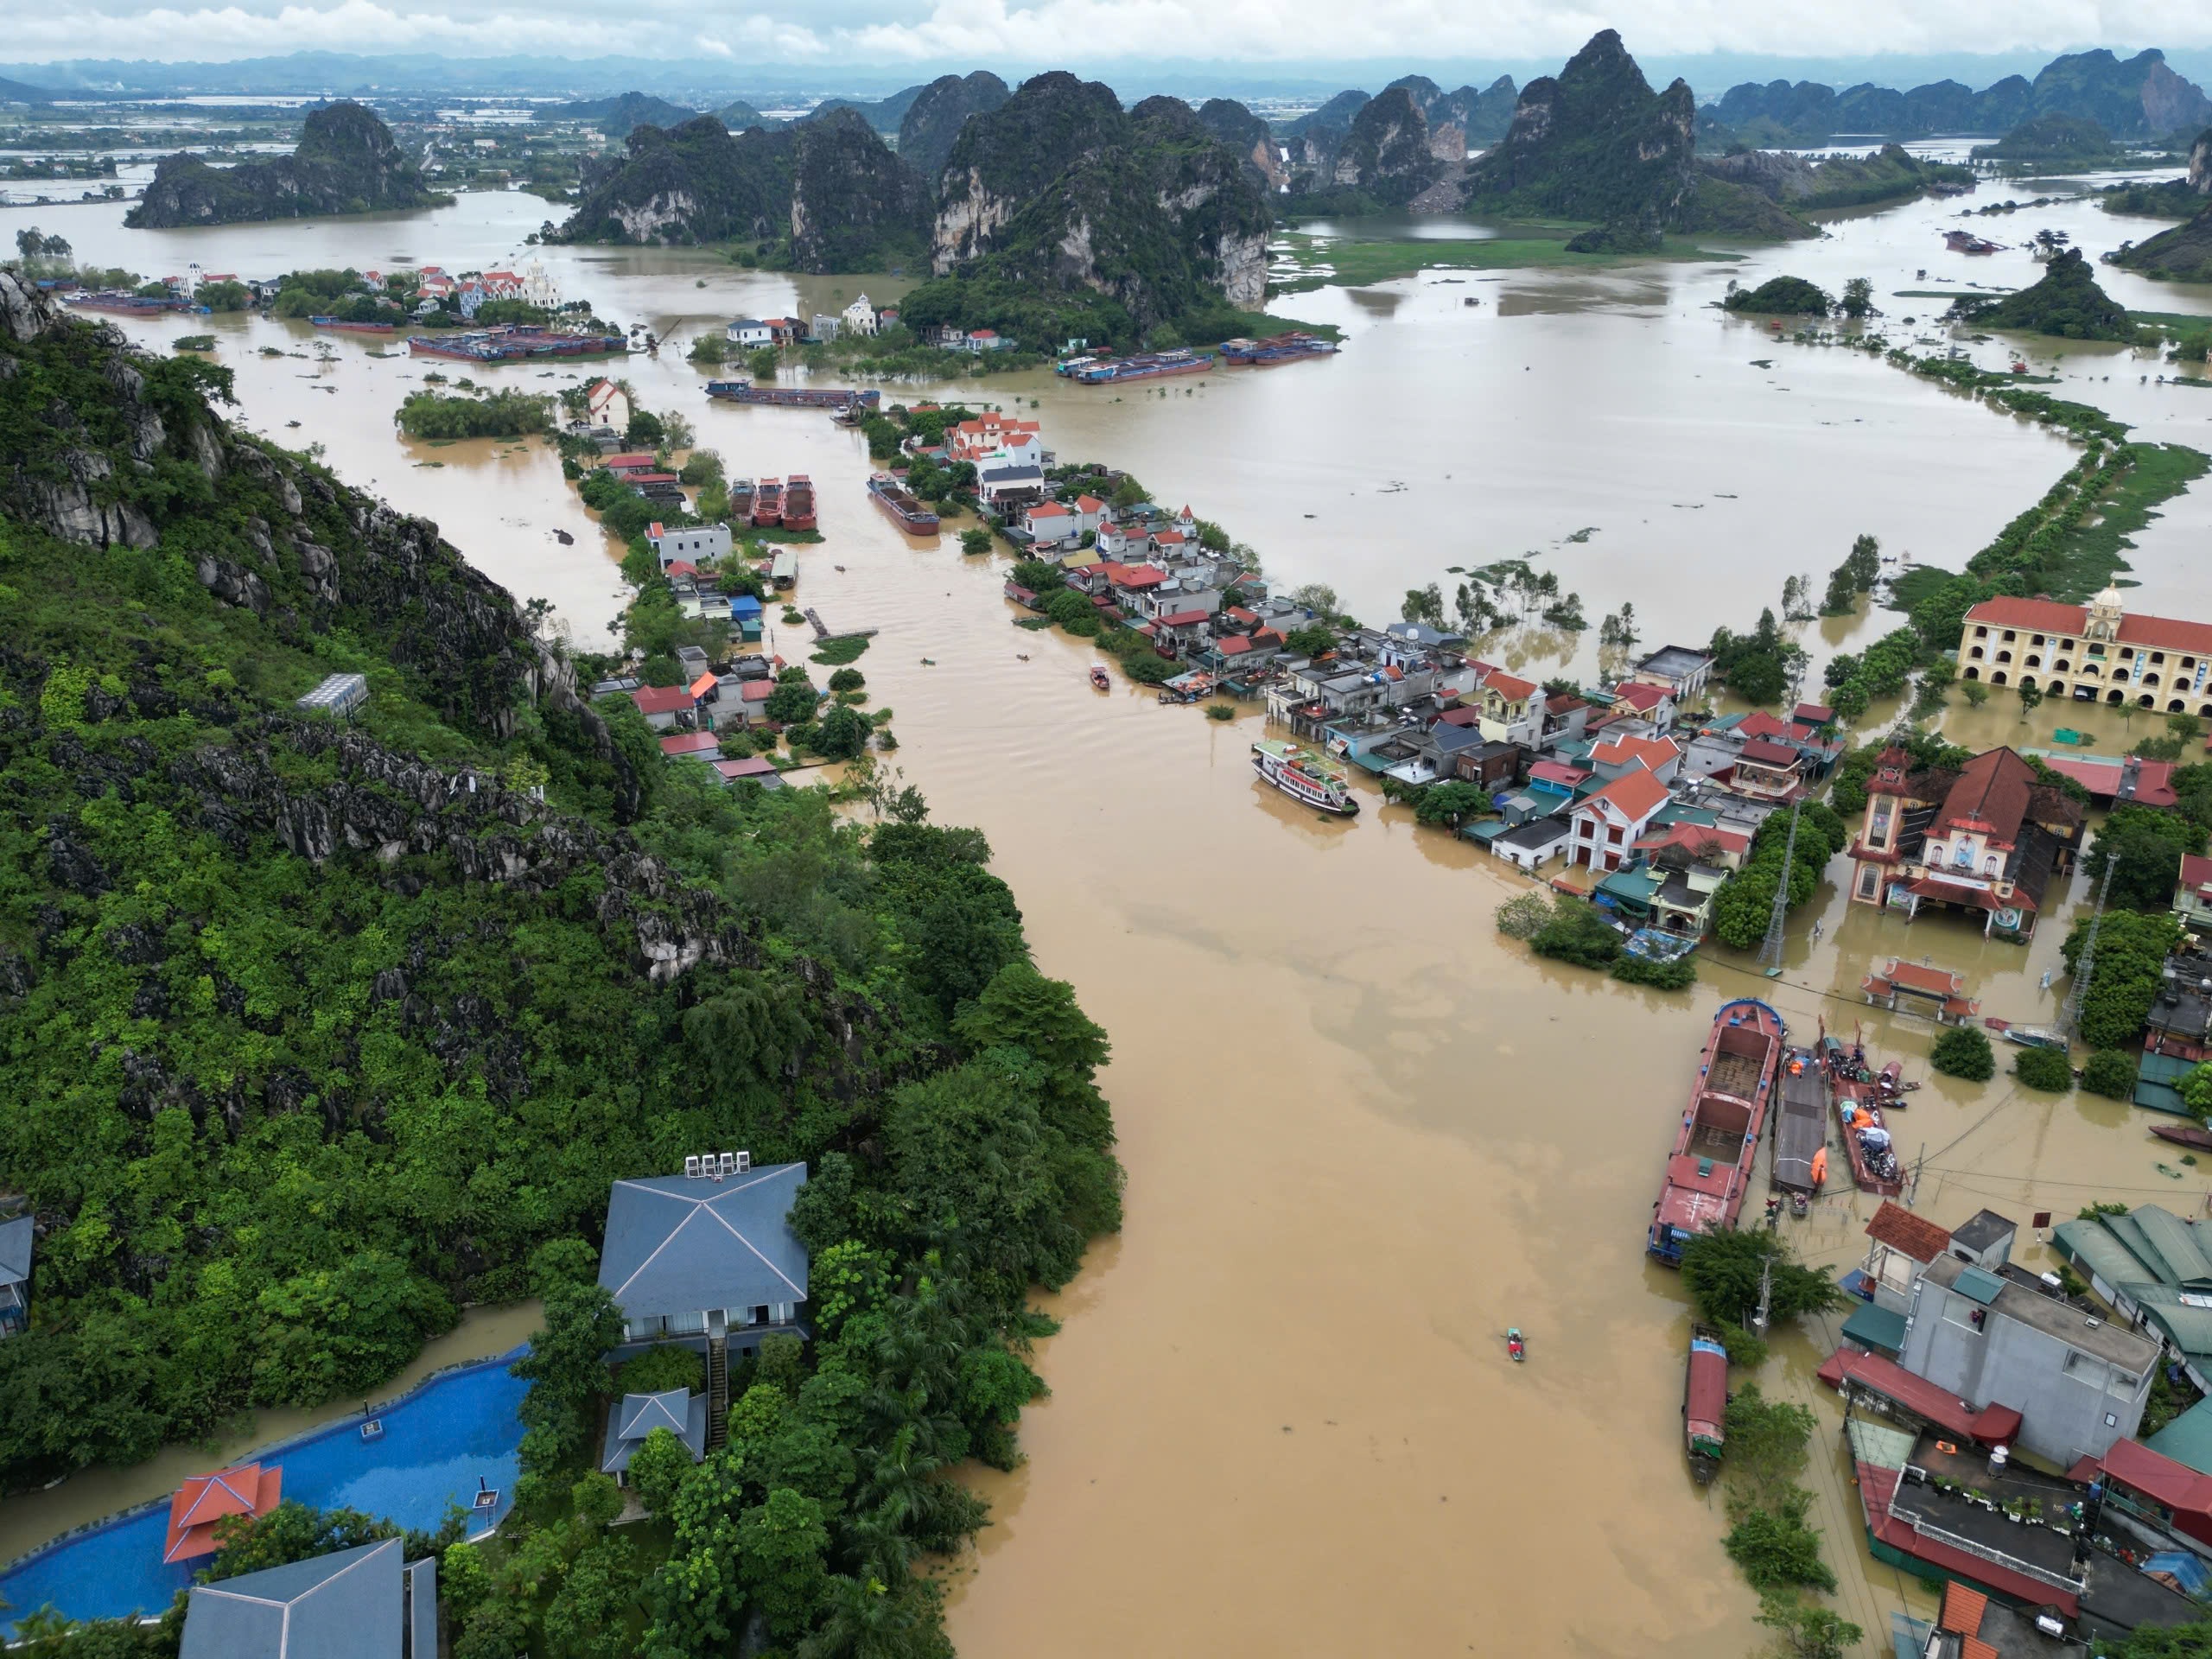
0;270;643;817
1331;86;1446;205
1197;99;1287;191
126;100;440;227
925;78;1272;321
2191;128;2212;194
897;71;1011;188
788;107;931;271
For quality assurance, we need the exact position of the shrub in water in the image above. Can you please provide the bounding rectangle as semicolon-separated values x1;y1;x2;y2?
2080;1049;2139;1101
2013;1045;2075;1092
1931;1025;1995;1082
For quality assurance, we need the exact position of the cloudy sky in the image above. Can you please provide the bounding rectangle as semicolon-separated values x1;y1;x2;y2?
9;0;2212;68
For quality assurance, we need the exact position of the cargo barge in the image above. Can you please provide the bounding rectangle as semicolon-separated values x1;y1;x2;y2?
705;380;882;410
728;477;755;522
1073;349;1214;384
1685;1324;1728;1484
1648;999;1785;1265
408;325;627;362
868;474;939;535
67;290;203;315
781;474;817;531
752;478;784;528
309;316;397;334
1221;331;1338;366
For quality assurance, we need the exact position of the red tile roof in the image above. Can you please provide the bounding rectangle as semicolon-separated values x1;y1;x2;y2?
1076;494;1104;512
1792;702;1835;725
1029;501;1071;518
2119;612;2212;653
1437;706;1483;727
1734;709;1791;741
2183;853;2212;895
1633;822;1751;860
659;732;721;757
714;756;779;779
166;1465;283;1563
740;680;775;702
1529;760;1591;786
1738;738;1803;766
2034;753;2177;808
1877;958;1969;996
2099;1436;2212;1517
1111;565;1167;589
1593;735;1679;771
1940;1582;1989;1638
1965;596;2089;634
1156;608;1210;628
1217;634;1254;656
1935;747;2037;843
1815;1348;2023;1445
1865;1199;1951;1262
1578;765;1669;823
1484;671;1538;702
1611;681;1668;711
631;685;696;716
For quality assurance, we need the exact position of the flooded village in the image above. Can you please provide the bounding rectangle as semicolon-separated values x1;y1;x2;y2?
15;43;2212;1659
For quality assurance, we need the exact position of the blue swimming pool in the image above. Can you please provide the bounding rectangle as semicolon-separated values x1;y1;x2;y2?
0;1348;529;1633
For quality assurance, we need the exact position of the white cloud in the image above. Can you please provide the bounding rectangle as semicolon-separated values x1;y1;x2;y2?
10;0;2212;67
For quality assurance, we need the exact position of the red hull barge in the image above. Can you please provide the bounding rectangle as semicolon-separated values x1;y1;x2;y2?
407;326;626;362
705;380;881;410
782;474;817;531
309;316;396;334
1686;1324;1728;1482
1649;999;1786;1265
753;478;784;528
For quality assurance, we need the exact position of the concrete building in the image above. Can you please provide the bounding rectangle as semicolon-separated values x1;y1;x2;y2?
726;317;772;349
647;522;732;570
1630;645;1714;704
1956;587;2212;715
598;1159;809;1357
842;293;879;336
1567;766;1670;873
2052;1204;2212;1391
601;1387;708;1484
1898;1251;2159;1468
584;378;630;434
1847;745;2084;939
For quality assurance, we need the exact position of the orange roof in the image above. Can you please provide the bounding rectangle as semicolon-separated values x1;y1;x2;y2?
1579;765;1669;823
1592;735;1679;770
688;671;718;698
1941;1581;1988;1637
1866;1200;1951;1262
1878;958;1967;996
1611;681;1667;710
165;1465;283;1562
1076;494;1104;512
1029;501;1071;517
1484;671;1538;702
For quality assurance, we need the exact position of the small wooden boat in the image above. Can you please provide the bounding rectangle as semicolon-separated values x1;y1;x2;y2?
1090;666;1111;691
2152;1122;2212;1153
2000;1024;2069;1052
1686;1323;1728;1483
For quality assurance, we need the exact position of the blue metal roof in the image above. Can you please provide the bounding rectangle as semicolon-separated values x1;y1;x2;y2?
1954;1265;2008;1306
597;1164;810;1324
0;1215;29;1287
181;1538;406;1659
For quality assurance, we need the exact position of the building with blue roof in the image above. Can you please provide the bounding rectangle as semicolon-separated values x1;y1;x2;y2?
597;1160;810;1356
181;1537;435;1659
601;1388;709;1483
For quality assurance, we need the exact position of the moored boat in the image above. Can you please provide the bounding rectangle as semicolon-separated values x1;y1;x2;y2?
867;473;939;534
753;478;784;528
1250;739;1358;815
309;315;397;334
1648;999;1786;1264
408;325;626;362
705;379;881;410
1685;1323;1728;1483
1220;331;1338;366
2152;1122;2212;1153
1942;229;2004;255
728;477;754;521
782;474;817;531
1075;348;1214;384
1829;1039;1905;1196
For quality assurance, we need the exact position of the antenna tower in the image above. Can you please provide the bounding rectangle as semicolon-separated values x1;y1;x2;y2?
1756;799;1802;976
2061;855;2119;1039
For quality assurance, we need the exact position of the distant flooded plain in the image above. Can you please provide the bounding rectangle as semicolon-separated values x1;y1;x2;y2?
7;175;2212;1650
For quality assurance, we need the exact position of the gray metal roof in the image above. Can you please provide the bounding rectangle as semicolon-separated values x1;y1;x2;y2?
181;1538;405;1659
1495;817;1569;850
0;1215;29;1287
597;1164;809;1324
978;465;1044;485
601;1389;708;1473
296;673;369;715
1950;1209;2018;1255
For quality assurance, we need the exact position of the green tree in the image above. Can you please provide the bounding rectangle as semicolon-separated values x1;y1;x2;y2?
2018;680;2045;719
814;704;872;761
2086;804;2204;912
512;1281;626;1474
1413;781;1493;829
1680;1230;1844;1332
1931;1025;1995;1081
766;679;821;725
959;528;994;556
1839;277;1874;320
1283;622;1337;658
740;1487;832;1639
748;347;779;380
626;1427;694;1519
1727;652;1787;706
1724;1491;1837;1592
2014;1045;2074;1091
1756;1592;1863;1659
2082;1049;2139;1102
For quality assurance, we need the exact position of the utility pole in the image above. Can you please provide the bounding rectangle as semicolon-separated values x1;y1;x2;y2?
1757;799;1802;978
2061;856;2119;1039
1753;1252;1776;1338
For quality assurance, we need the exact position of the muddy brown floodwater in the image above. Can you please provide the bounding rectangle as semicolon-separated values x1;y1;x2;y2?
10;181;2212;1652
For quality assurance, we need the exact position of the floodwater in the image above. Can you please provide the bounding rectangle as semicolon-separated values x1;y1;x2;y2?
8;181;2212;1650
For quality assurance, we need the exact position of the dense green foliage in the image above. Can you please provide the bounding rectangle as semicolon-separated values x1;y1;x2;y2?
2113;200;2212;285
1724;1491;1836;1593
0;287;1120;1659
126;102;443;228
2063;909;2185;1052
897;72;1013;182
1529;899;1621;969
2093;1621;2212;1657
1725;276;1833;315
1710;804;1849;951
2082;1047;2140;1101
1972;112;2121;162
2088;803;2205;912
1681;1230;1845;1333
1953;249;2147;342
395;389;554;441
1931;1026;1996;1081
2013;1045;2075;1090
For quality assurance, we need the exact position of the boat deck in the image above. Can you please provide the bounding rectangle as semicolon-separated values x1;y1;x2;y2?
1773;1057;1827;1192
1688;1123;1747;1163
1708;1052;1760;1099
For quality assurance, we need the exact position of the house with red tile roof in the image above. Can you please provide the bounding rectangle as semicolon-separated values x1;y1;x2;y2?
1606;678;1675;729
1567;764;1669;872
1590;734;1681;785
1847;746;2085;938
166;1464;283;1562
660;731;722;761
1631;820;1751;870
1860;1200;1954;1312
2177;853;2212;936
630;683;697;732
1731;737;1806;803
1958;586;2212;717
1473;670;1542;746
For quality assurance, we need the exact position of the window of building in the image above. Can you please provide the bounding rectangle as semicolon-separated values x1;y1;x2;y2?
1859;866;1880;899
1607;825;1624;844
1983;856;1999;875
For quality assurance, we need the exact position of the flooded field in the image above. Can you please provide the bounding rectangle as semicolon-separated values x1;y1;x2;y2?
7;177;2212;1651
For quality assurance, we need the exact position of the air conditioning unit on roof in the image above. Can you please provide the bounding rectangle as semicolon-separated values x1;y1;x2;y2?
683;1154;702;1179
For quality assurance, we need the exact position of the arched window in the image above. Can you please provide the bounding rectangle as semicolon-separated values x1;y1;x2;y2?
1984;856;1999;875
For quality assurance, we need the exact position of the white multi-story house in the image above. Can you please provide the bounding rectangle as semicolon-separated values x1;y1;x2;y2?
842;294;879;336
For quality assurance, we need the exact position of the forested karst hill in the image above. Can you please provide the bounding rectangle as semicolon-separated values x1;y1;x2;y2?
0;270;1122;1656
126;100;442;228
896;70;1011;182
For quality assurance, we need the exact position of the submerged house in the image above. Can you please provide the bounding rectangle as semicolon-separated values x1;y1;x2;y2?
181;1538;436;1659
2051;1204;2212;1391
1847;745;2084;938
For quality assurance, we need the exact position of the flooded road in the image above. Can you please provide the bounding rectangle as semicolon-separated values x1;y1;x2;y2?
8;181;2212;1650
